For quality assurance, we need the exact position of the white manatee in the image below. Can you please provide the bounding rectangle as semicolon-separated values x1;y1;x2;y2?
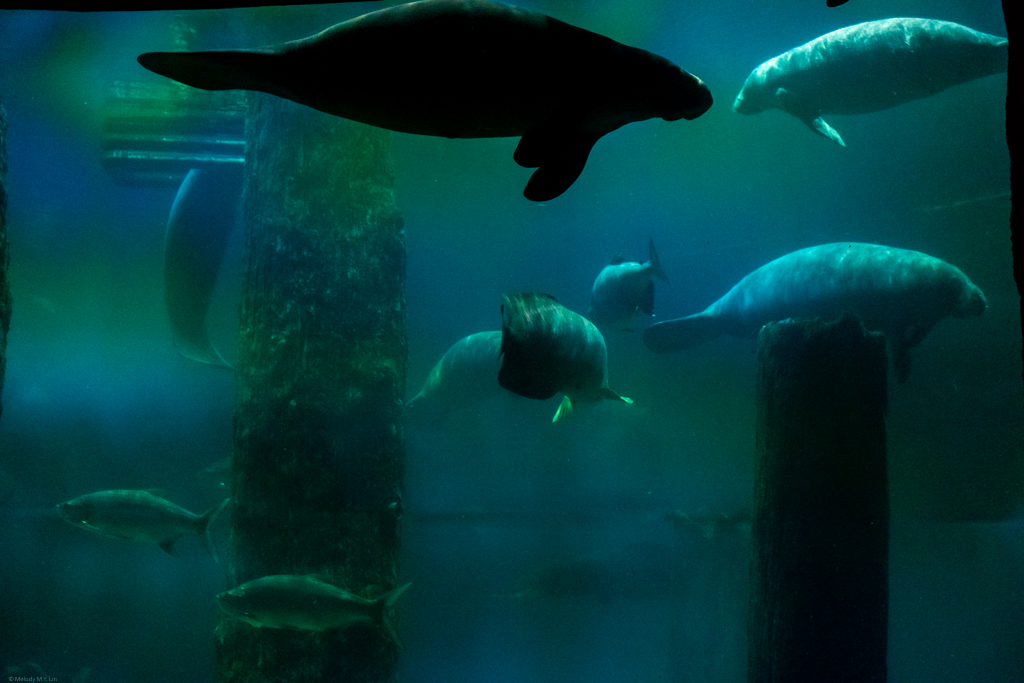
643;242;986;383
733;18;1008;146
589;237;669;331
406;330;505;422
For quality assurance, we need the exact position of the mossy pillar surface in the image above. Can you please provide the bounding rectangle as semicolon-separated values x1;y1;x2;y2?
748;314;889;683
217;94;406;683
0;100;10;422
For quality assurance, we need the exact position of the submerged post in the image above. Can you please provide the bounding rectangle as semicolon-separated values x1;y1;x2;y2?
217;94;406;682
748;314;889;683
0;99;10;421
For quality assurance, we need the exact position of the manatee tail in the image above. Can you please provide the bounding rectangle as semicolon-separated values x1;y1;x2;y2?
643;313;725;353
197;498;231;564
138;50;280;94
647;237;669;284
375;582;412;648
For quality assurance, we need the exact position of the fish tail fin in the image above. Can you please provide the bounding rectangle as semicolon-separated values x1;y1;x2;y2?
138;50;278;94
376;582;412;648
643;313;724;353
648;237;669;284
198;498;231;563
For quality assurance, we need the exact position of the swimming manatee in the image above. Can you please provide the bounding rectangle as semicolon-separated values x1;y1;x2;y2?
499;292;631;421
733;18;1008;146
137;0;713;201
164;167;242;369
589;237;669;331
643;242;986;382
405;330;506;422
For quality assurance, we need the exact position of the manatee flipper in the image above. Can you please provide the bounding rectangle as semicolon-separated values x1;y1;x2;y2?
643;312;725;353
604;388;632;404
774;87;846;147
808;116;846;147
889;319;935;383
164;167;242;369
515;118;599;201
553;390;630;422
553;395;574;422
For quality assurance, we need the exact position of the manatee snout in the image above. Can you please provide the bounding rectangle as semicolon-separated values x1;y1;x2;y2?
659;69;713;122
732;88;761;114
680;80;714;120
958;283;988;317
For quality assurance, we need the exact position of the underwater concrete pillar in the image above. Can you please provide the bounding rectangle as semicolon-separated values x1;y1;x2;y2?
217;94;406;683
0;99;10;422
748;314;889;683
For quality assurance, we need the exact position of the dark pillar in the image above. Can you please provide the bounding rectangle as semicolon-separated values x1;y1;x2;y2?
0;100;10;422
748;314;889;683
216;94;406;682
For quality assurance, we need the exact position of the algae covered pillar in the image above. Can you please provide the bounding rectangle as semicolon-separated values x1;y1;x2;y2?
0;100;10;422
217;94;406;682
748;314;889;683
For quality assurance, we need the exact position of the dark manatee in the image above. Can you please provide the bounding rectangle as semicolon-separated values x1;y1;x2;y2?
733;18;1008;146
589;237;669;331
643;242;986;382
164;166;242;368
499;293;631;421
137;0;713;201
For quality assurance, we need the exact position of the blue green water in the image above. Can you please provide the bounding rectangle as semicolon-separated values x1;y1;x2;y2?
0;1;1019;681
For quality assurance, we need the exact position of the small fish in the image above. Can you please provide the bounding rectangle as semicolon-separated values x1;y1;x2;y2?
589;237;669;331
217;575;411;646
669;509;752;539
197;457;232;490
498;292;631;421
57;490;229;562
